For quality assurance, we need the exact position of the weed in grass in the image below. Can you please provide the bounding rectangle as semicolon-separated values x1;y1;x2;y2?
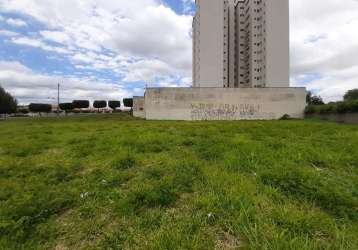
260;166;358;220
112;154;136;170
0;115;357;249
130;181;178;209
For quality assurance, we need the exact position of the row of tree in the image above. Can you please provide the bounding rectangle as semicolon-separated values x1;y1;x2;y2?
1;85;134;115
307;89;358;105
3;83;358;115
29;99;134;113
59;100;121;112
305;89;358;114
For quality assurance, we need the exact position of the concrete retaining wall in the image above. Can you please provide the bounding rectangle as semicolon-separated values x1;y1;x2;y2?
306;113;358;124
145;87;306;120
133;96;145;119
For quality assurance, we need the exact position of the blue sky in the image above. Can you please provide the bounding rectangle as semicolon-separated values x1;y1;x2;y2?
0;0;357;104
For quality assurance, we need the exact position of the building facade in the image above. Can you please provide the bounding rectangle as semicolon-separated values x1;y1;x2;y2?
192;0;289;88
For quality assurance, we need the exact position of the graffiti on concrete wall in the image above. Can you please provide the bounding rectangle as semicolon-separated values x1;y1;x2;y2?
190;103;276;120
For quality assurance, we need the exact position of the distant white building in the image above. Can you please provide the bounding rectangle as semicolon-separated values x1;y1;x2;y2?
193;0;290;88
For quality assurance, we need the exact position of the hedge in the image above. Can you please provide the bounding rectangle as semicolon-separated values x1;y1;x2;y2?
59;103;74;111
29;103;52;113
305;100;358;114
108;101;121;110
72;100;90;109
123;98;133;108
93;100;107;109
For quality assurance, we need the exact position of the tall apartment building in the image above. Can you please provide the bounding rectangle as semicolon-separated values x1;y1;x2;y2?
192;0;289;88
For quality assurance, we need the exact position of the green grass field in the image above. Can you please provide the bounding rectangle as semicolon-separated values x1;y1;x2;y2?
0;115;357;249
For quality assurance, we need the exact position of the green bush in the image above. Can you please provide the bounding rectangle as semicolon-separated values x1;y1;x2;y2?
305;100;358;114
59;103;74;112
343;89;358;101
336;102;350;114
304;105;317;114
93;100;107;109
351;100;358;112
123;98;133;108
72;100;89;109
108;100;121;110
279;114;291;120
29;103;52;113
318;104;336;114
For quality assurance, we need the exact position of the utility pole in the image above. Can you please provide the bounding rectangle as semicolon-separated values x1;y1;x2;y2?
57;83;60;116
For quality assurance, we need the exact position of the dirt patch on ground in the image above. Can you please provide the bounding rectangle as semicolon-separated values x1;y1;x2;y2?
216;231;242;250
54;243;69;250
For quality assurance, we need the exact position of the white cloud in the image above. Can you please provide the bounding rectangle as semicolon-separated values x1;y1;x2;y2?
0;0;192;83
290;0;358;101
11;37;72;54
1;0;358;103
124;59;176;82
5;18;27;27
0;61;132;104
40;30;71;44
0;0;191;70
0;29;19;37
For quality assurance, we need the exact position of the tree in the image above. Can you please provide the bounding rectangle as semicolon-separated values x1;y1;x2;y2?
311;96;324;105
93;100;107;112
59;103;74;114
304;105;317;114
29;103;52;115
307;92;324;105
0;85;17;115
108;100;121;111
72;100;90;109
344;89;358;101
306;91;313;104
123;98;133;115
123;98;133;108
